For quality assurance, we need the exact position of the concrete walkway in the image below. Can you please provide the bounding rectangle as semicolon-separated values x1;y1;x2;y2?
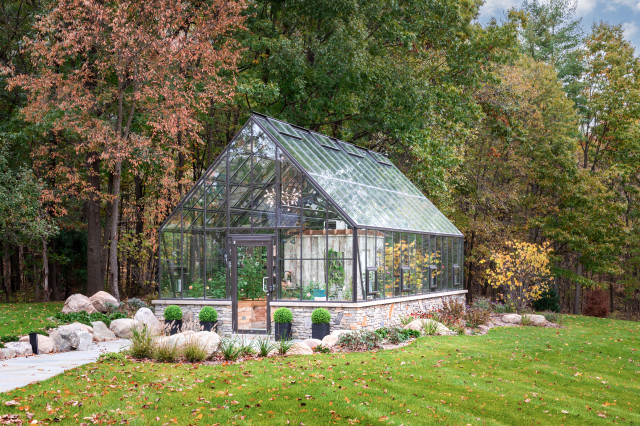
0;339;130;393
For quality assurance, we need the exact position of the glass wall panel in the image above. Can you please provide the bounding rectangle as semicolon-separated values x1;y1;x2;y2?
303;259;327;301
205;231;226;299
183;231;205;298
159;229;182;298
434;236;442;292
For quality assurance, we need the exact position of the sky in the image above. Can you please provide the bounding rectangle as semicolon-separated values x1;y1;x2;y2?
477;0;640;50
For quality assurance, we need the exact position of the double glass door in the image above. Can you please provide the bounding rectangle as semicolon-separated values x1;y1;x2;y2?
230;235;274;334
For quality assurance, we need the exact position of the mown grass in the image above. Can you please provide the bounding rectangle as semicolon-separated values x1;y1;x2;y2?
1;315;639;424
0;302;63;337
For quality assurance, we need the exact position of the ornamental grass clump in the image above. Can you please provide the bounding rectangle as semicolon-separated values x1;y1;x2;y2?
219;338;242;361
154;340;179;363
182;337;208;362
255;335;275;357
276;336;295;356
311;308;330;324
129;325;154;359
424;320;438;336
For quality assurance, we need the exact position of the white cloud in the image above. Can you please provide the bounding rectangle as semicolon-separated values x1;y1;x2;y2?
576;0;599;14
622;21;639;38
479;0;520;19
611;0;640;12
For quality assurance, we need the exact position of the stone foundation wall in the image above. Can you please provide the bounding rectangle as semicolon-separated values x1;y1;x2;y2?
152;290;467;339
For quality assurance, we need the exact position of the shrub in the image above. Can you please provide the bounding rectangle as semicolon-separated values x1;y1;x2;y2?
183;337;208;362
314;344;331;353
53;311;125;327
0;334;19;344
374;327;389;339
126;298;147;311
533;287;560;313
386;327;407;344
440;298;465;327
98;352;126;363
237;337;255;356
542;311;563;324
198;306;218;322
163;305;183;321
219;338;242;361
472;296;492;311
273;307;293;323
311;308;331;324
484;240;552;311
105;301;126;314
465;307;490;328
128;325;154;359
276;336;295;356
255;335;275;357
338;330;382;351
492;302;516;314
583;289;609;318
154;340;179;363
400;329;421;339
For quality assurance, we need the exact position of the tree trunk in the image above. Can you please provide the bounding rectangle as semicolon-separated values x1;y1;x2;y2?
86;153;103;295
34;263;40;302
3;242;11;302
573;263;582;314
108;160;122;301
18;245;26;293
102;172;114;287
609;283;614;312
42;237;50;302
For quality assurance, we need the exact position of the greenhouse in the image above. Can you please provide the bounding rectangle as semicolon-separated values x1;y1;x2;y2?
155;113;465;336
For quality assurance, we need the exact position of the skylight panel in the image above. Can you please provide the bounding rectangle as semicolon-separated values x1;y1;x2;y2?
368;150;393;166
339;141;365;158
268;118;301;139
311;132;341;151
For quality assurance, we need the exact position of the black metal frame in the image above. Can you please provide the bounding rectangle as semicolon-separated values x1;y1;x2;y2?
229;234;275;334
158;112;465;304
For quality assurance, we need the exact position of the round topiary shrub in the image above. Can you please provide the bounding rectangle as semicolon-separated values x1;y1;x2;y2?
273;307;293;324
311;308;331;324
199;306;218;322
164;305;183;321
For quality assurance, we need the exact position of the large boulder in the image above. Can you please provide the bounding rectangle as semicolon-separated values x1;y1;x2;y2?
189;331;220;357
4;342;33;357
89;291;118;313
62;294;97;314
529;314;547;326
0;348;16;360
91;321;116;342
502;314;522;324
50;325;93;351
109;318;139;339
18;335;55;354
134;308;162;334
289;342;313;355
321;334;339;348
304;338;322;349
404;319;451;336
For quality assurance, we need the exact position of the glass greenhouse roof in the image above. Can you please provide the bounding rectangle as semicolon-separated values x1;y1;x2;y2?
253;113;462;236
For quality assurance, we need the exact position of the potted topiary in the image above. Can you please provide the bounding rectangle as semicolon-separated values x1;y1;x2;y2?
311;308;331;340
273;307;293;341
164;305;183;335
199;306;218;332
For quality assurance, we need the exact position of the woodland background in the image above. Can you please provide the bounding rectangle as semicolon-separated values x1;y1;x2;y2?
0;0;638;317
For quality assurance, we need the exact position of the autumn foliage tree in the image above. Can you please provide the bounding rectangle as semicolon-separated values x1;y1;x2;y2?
10;0;245;299
483;240;552;311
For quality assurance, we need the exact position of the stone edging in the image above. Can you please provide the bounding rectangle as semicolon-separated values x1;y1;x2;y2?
151;290;467;309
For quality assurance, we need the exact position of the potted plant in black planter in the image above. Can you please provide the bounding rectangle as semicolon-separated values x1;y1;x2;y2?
311;308;331;340
273;307;293;341
199;306;218;332
164;305;183;335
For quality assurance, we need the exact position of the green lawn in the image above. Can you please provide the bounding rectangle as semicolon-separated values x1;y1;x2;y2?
1;315;639;424
0;302;63;337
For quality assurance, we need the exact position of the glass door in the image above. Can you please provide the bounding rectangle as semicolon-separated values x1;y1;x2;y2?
230;235;274;334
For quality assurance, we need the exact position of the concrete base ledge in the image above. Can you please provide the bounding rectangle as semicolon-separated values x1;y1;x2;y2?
152;289;467;309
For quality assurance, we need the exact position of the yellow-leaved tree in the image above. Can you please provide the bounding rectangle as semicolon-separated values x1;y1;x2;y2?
483;240;552;312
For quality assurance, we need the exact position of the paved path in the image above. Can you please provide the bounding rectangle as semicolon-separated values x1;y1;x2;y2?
0;339;130;393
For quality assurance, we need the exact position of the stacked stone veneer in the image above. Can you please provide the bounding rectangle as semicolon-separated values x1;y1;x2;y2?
153;290;466;339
